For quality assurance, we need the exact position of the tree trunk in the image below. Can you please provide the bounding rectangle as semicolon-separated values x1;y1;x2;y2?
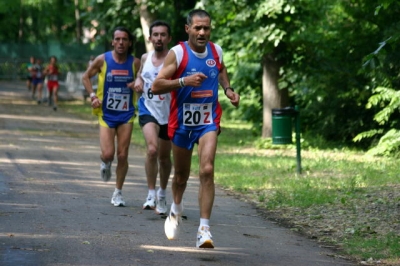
74;0;81;43
18;0;24;42
262;54;287;138
136;0;155;53
173;1;197;44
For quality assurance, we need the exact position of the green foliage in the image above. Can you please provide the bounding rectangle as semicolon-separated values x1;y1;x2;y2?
364;129;400;157
366;87;400;125
290;1;379;146
204;0;393;148
82;0;140;52
353;129;384;143
204;0;306;125
3;0;400;155
354;0;400;156
82;0;197;56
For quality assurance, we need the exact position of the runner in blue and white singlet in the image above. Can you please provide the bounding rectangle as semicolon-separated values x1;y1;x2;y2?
133;21;173;215
138;50;171;125
152;10;240;249
168;41;223;148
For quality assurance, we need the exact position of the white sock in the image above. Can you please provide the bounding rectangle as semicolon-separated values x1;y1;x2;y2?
114;188;122;194
102;160;111;167
157;188;166;198
171;202;183;215
148;189;156;198
199;218;210;229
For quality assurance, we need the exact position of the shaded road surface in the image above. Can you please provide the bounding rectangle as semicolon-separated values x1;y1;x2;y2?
0;81;355;265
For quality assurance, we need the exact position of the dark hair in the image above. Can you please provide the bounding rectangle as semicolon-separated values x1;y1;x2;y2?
187;9;211;25
149;20;171;36
112;26;135;54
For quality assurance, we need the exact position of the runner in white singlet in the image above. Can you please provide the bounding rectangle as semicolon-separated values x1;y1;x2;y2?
134;21;172;215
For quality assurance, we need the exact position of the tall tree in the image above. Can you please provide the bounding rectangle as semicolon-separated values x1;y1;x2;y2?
135;0;156;52
204;0;315;137
74;0;82;43
133;0;196;53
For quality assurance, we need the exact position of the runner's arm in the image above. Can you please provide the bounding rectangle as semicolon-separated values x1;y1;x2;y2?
152;51;179;95
127;57;142;91
218;63;231;92
133;53;147;93
219;61;240;107
82;55;104;96
153;51;207;94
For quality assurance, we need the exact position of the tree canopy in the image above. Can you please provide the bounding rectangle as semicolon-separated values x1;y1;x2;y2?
1;0;400;155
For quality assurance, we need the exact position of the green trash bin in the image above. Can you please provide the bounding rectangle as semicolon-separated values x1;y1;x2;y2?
272;107;297;144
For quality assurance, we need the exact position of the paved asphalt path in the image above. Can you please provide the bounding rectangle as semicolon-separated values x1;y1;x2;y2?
0;81;355;266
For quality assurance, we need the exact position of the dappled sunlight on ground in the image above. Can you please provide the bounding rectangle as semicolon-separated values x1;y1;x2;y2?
141;244;249;255
0;114;95;126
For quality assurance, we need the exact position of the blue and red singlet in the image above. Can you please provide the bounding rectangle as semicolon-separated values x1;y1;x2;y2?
168;41;223;148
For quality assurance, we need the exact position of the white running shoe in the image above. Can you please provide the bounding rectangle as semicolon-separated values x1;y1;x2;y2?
196;226;214;248
100;162;112;182
155;197;168;215
142;196;156;210
164;212;182;240
111;191;125;207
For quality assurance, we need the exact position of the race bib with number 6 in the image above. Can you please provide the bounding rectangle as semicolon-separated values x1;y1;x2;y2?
144;82;167;101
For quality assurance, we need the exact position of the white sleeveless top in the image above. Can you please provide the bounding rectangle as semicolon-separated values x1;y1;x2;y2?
140;50;171;124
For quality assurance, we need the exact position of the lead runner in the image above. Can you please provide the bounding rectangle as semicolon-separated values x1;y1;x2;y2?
152;9;240;248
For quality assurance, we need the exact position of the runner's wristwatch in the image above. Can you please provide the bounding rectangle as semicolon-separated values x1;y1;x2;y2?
224;87;234;95
90;92;96;100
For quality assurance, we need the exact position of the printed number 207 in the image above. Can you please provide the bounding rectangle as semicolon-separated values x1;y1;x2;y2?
184;111;211;125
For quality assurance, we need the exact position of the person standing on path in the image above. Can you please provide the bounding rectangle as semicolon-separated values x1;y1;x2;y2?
133;21;172;215
31;58;44;103
152;9;240;248
26;56;35;92
44;56;60;111
82;26;141;207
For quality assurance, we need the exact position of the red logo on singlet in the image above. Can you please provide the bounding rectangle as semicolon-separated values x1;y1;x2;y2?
111;70;129;75
206;59;216;67
191;90;213;98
